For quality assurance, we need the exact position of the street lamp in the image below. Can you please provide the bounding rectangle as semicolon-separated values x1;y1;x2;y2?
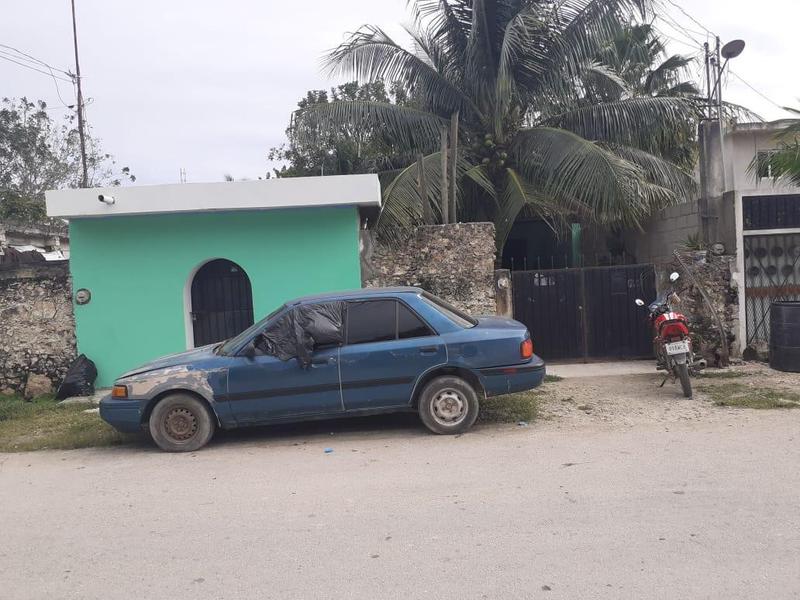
707;38;746;118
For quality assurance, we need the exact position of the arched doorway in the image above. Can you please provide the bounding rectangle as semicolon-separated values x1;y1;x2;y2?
190;259;254;347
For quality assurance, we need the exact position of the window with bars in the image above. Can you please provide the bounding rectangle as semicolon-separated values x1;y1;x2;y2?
743;194;800;230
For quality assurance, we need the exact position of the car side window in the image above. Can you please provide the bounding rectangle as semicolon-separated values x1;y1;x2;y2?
346;300;396;345
398;302;434;339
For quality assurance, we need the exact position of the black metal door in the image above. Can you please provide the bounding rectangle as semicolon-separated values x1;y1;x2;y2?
511;269;583;360
191;259;254;347
584;265;655;358
512;264;655;361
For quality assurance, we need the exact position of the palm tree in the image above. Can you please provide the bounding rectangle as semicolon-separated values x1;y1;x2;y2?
297;0;700;251
752;107;800;185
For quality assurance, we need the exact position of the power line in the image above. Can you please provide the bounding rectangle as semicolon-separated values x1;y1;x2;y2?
0;52;73;82
654;13;705;48
658;2;786;113
727;69;785;112
0;43;71;74
661;0;718;38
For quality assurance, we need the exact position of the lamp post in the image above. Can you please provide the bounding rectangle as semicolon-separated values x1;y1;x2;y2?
698;38;745;247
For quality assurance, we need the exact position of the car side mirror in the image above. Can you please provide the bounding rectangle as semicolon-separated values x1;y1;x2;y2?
242;340;257;360
669;272;680;283
635;299;645;306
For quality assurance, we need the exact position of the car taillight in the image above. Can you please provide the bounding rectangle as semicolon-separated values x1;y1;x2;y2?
520;338;533;359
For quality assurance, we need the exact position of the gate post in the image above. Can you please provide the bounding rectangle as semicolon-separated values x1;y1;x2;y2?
495;269;513;317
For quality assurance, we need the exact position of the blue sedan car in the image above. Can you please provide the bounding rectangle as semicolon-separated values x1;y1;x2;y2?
100;287;545;451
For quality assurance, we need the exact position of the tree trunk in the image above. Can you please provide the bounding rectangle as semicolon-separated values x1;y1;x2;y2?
449;111;459;223
417;153;431;224
440;128;449;224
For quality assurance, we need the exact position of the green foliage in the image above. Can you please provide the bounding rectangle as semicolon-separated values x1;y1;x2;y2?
268;82;417;178
699;383;800;409
0;395;134;452
680;232;707;251
294;0;701;248
749;107;800;186
0;97;134;225
478;390;542;423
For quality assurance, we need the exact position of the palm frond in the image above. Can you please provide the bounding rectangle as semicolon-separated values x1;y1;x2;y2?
323;25;476;116
513;126;682;226
541;96;702;154
600;143;697;201
495;168;568;251
294;100;446;154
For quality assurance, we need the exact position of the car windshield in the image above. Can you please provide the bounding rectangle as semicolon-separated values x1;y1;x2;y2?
218;305;286;355
420;291;477;328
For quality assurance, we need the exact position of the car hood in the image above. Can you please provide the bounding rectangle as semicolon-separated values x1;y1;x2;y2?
118;344;218;379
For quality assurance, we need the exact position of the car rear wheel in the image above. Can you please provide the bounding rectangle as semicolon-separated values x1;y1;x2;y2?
149;393;215;452
418;376;479;435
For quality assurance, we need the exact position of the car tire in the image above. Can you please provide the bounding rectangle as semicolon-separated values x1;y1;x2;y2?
418;376;479;435
149;393;216;452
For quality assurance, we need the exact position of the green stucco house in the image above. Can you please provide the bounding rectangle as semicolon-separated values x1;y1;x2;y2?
45;175;380;386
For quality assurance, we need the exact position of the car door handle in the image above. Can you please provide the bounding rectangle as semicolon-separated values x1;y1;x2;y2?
311;357;336;366
419;346;438;354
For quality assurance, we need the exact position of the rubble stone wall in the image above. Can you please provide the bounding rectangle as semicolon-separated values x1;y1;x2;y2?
659;251;739;363
0;263;76;396
362;223;497;315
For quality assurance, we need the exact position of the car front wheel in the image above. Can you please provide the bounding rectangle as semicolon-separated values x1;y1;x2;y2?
149;393;216;452
418;376;479;435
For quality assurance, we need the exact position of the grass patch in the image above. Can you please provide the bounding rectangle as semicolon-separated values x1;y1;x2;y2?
0;395;134;452
695;370;753;379
698;383;800;409
479;390;543;424
544;374;563;383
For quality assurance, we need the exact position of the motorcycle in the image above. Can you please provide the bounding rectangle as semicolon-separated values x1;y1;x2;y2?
635;272;705;398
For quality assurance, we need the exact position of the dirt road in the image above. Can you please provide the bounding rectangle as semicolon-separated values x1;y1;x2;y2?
2;372;799;599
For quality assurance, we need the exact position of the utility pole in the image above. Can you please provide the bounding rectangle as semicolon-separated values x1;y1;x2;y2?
70;0;89;188
698;37;744;248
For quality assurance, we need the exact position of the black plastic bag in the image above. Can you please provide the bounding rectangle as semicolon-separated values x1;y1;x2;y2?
55;354;98;399
257;302;344;367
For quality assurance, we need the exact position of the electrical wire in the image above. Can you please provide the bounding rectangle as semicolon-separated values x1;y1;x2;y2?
0;52;73;83
727;69;786;112
657;2;786;114
661;0;718;38
0;43;73;77
0;44;77;109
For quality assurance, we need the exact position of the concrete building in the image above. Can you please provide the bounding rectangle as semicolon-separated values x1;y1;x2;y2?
45;175;381;386
0;220;69;263
623;119;800;355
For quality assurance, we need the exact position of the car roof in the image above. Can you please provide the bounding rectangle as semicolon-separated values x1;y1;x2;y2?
288;286;424;306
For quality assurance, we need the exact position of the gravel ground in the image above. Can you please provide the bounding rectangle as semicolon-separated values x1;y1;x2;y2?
1;363;799;600
538;362;796;428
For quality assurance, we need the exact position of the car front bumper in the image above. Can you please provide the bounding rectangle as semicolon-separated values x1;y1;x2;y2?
99;396;146;433
479;356;546;397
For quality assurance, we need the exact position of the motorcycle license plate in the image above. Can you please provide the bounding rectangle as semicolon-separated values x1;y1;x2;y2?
665;340;690;355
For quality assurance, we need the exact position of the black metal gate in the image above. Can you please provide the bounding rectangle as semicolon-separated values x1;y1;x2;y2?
744;233;800;347
191;259;254;347
512;264;656;361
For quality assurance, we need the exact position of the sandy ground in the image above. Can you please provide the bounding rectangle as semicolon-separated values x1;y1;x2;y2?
1;365;799;600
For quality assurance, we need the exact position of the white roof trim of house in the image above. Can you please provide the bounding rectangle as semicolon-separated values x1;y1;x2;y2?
45;173;381;218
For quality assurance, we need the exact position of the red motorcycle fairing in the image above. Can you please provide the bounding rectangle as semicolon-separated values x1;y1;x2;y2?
654;311;690;341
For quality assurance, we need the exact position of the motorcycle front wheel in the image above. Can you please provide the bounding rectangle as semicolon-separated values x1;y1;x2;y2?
676;361;692;398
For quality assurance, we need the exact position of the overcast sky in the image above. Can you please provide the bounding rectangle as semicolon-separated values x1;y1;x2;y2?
1;0;798;186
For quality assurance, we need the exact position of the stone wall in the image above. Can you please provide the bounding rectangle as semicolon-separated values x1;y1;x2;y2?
0;263;76;396
660;251;739;364
362;222;497;315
